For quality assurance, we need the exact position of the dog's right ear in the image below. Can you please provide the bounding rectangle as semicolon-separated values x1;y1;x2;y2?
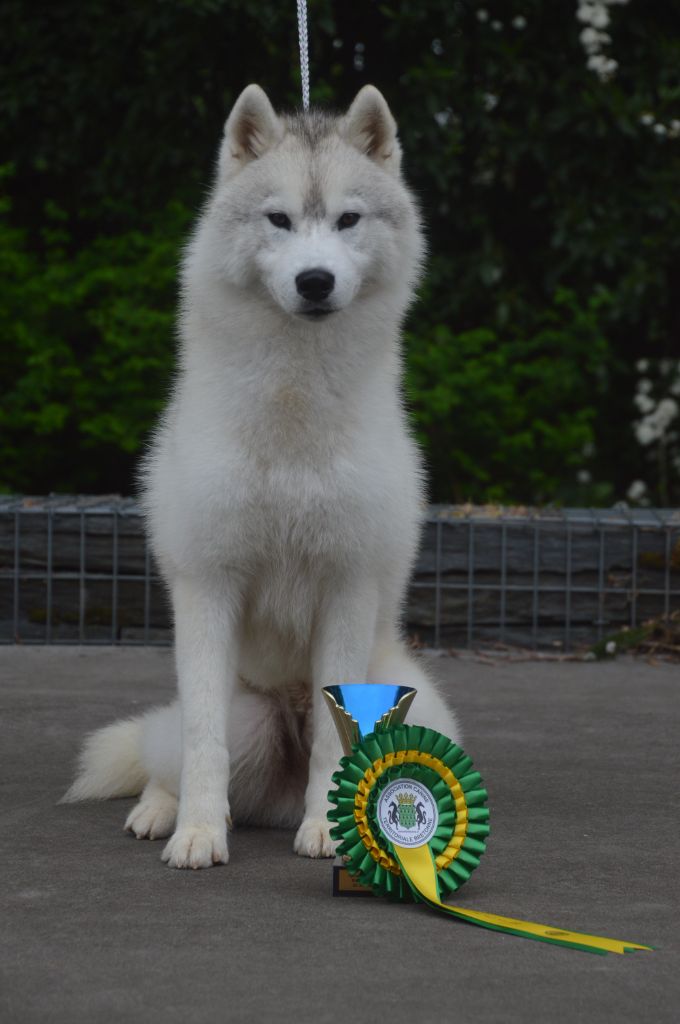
219;85;283;177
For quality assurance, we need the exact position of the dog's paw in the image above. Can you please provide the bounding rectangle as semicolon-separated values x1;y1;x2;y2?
294;817;337;859
125;789;177;841
161;826;228;869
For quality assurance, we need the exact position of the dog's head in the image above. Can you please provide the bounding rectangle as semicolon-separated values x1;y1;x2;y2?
201;85;424;321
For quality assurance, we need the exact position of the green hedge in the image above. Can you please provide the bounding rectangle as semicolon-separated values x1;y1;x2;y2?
1;1;679;504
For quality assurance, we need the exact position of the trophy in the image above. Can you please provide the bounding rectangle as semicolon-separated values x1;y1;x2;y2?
323;683;419;896
322;682;652;957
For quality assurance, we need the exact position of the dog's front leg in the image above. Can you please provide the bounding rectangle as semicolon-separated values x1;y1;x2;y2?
294;575;379;858
162;573;241;869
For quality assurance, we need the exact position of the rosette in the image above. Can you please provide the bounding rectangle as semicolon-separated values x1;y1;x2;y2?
323;684;653;956
327;724;489;902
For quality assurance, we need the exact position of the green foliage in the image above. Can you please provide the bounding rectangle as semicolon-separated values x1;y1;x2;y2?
0;170;188;490
406;291;611;503
1;0;679;501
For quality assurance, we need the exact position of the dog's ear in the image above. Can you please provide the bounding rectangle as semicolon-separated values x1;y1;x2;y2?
341;86;402;175
220;85;283;177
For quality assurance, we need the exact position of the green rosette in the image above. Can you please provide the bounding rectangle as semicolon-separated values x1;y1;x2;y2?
327;723;490;902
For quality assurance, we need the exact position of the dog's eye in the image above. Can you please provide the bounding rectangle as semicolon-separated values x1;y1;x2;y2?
337;212;361;230
267;212;292;230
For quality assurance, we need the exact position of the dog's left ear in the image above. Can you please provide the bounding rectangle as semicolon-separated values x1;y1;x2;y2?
341;86;402;175
219;84;284;178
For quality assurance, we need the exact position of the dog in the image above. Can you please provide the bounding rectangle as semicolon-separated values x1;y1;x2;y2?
63;84;460;868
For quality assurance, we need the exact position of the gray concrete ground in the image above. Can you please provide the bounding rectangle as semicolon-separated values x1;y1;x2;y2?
0;647;678;1024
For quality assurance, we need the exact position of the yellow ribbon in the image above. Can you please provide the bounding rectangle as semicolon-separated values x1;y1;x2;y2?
395;843;654;956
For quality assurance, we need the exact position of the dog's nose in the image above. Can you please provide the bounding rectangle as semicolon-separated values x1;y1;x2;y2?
295;268;335;302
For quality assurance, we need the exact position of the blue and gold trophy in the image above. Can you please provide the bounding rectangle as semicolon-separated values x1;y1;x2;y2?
323;683;653;956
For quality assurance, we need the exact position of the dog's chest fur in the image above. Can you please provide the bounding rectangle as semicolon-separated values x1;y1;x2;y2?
235;387;379;636
147;359;392;685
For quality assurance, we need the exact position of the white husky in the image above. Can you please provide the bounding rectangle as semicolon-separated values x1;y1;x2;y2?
64;84;460;868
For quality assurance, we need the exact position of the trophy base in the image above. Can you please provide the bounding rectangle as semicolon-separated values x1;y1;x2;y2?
332;857;373;897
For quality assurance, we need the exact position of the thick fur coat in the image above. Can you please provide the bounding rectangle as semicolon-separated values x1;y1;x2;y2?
64;85;460;868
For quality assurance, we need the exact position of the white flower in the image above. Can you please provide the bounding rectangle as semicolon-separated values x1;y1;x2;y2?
634;393;654;414
639;113;655;126
587;53;617;78
635;421;658;446
580;27;610;52
636;397;679;445
627;480;648;501
654;123;668;136
434;109;452;127
669;120;680;138
657;397;679;428
590;6;611;29
477;8;489;22
636;358;649;372
431;38;444;56
577;3;610;29
586;54;606;72
483;92;498;111
512;16;527;30
637;378;653;395
605;640;617;655
577;469;592;484
491;20;503;31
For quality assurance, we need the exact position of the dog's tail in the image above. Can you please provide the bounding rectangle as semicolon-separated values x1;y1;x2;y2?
60;717;147;803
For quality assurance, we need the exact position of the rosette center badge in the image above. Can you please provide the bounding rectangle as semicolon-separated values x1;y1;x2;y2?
377;780;438;848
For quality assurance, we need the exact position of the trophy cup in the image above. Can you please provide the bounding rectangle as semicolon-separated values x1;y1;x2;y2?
322;683;417;757
323;683;417;895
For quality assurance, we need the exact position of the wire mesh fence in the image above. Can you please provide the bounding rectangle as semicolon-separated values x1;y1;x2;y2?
1;496;679;650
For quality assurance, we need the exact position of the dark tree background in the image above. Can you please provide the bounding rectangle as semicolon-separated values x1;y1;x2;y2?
1;0;679;504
